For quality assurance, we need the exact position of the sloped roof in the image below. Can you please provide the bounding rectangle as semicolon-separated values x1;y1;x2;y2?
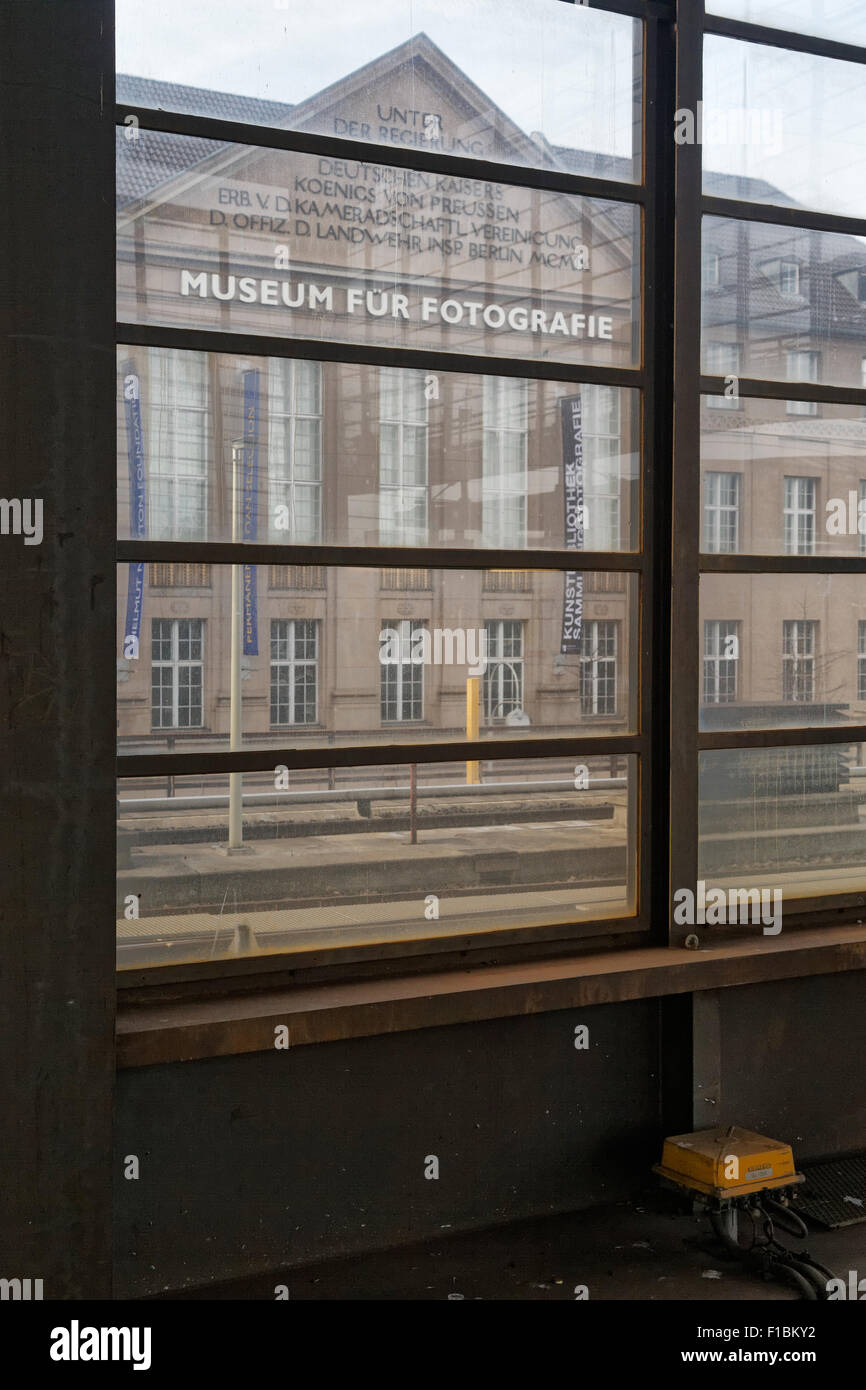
116;65;801;214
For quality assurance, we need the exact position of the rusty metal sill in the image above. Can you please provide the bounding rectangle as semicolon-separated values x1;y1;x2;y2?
117;924;866;1068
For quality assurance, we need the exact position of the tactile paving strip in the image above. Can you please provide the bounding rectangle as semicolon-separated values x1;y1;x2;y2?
796;1155;866;1229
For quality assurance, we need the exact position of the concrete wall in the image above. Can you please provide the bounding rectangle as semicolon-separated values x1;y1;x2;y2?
114;998;660;1297
113;971;866;1297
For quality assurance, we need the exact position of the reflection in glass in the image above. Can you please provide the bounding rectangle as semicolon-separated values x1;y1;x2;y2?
707;1;866;46
117;135;641;366
699;743;866;904
700;396;866;556
116;0;642;177
117;566;639;753
703;37;866;219
702;216;866;389
116;756;638;967
118;350;640;550
700;575;866;729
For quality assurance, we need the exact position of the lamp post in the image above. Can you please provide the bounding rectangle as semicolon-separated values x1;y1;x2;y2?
229;440;244;850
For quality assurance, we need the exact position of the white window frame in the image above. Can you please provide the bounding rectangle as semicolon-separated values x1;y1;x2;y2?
782;619;816;703
151;617;204;729
378;368;429;545
267;358;322;543
148;346;209;540
483;619;525;720
704;341;742;410
702;619;740;704
482;376;528;548
701;249;720;290
582;384;622;550
786;349;819;416
270;618;318;726
779;259;800;297
783;475;817;555
703;471;741;554
380;618;425;722
580;619;618;716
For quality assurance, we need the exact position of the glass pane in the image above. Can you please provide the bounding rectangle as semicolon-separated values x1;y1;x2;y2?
699;743;866;906
117;136;640;367
701;397;866;555
116;754;638;967
118;350;640;550
703;37;866;219
707;1;866;46
117;566;639;753
700;575;866;728
116;0;642;178
702;215;866;388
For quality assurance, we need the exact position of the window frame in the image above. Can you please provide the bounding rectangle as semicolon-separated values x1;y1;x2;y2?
112;0;866;996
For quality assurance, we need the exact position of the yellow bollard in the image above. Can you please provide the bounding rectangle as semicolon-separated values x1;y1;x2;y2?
466;676;480;784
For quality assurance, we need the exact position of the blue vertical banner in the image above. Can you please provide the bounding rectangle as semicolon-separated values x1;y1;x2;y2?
122;361;146;659
241;369;260;656
560;393;584;653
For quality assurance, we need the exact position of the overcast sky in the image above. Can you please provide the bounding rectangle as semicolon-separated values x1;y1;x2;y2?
116;0;866;217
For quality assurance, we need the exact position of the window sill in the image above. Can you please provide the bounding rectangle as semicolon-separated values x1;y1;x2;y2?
116;922;866;1068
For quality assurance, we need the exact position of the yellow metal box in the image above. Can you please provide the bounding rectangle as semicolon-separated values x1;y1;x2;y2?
654;1125;803;1200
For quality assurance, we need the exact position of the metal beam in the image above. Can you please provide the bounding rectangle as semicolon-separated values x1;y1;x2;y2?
0;0;115;1299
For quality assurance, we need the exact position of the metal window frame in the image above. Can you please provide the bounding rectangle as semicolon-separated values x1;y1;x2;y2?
114;0;866;993
114;0;663;987
670;2;866;942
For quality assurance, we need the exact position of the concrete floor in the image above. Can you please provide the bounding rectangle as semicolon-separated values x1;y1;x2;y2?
162;1190;866;1300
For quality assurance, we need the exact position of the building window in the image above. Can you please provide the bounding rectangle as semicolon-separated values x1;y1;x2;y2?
580;620;618;716
860;621;866;702
583;384;622;549
149;347;209;540
783;619;816;703
380;567;431;590
270;619;318;725
379;368;428;544
786;349;819;416
483;569;532;593
784;476;817;555
701;249;720;289
380;618;425;721
703;472;741;554
779;260;800;297
703;620;740;704
267;358;322;542
861;480;866;557
269;564;326;590
482;376;528;548
148;562;211;588
483;619;524;720
704;341;741;409
151;618;204;728
858;270;866;302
